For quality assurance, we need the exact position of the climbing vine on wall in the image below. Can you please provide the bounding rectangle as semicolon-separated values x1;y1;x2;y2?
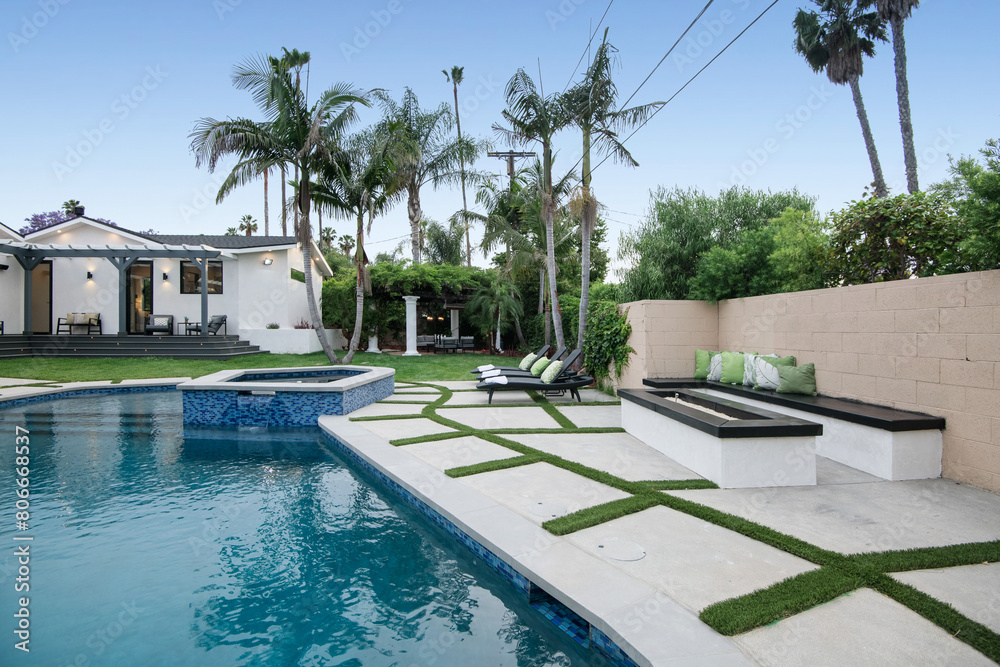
583;301;634;383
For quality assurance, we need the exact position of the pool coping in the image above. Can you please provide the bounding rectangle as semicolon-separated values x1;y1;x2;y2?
317;414;751;667
177;365;394;393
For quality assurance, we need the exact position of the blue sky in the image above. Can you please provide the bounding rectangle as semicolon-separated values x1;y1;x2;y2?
2;0;997;278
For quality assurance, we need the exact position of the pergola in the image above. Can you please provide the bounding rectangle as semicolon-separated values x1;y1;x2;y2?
0;241;231;337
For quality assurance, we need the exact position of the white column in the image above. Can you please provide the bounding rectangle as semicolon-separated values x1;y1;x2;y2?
367;335;381;353
450;309;460;338
403;295;420;356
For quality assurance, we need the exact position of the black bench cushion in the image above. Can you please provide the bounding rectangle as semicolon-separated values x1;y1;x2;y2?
642;378;945;432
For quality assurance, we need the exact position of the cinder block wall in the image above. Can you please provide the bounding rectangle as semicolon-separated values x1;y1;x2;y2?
618;270;1000;493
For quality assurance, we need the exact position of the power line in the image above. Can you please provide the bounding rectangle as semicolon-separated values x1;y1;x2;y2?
590;0;782;177
561;0;616;95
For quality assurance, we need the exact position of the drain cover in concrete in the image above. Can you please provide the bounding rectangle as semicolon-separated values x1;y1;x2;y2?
594;536;646;561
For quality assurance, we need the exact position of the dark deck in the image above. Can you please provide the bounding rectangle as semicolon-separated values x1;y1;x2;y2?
0;334;263;360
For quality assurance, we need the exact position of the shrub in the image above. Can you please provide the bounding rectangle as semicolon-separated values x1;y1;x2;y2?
583;301;634;384
293;318;313;330
266;322;279;330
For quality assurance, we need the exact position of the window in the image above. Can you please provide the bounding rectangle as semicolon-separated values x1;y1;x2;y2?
180;260;223;294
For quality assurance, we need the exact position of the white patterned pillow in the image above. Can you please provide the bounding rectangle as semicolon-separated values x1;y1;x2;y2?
519;353;538;371
540;360;563;384
753;356;782;390
706;353;723;382
744;353;777;386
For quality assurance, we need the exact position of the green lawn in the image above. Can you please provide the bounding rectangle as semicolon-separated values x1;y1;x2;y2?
0;351;516;384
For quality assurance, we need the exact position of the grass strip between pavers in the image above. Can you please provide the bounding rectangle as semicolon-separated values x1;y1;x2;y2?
446;455;543;478
527;390;578;429
700;567;864;635
639;479;719;491
389;431;469;447
360;382;1000;662
350;414;427;422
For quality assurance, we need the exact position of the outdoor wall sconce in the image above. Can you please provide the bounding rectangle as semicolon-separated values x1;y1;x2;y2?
86;271;93;280
163;272;169;281
262;258;273;265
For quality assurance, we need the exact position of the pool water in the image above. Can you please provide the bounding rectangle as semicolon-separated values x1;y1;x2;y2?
0;392;602;666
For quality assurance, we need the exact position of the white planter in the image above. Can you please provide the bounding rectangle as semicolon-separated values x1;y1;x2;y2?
242;328;348;355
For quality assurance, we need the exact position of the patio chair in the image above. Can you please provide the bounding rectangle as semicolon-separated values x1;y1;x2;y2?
56;312;102;335
145;314;174;335
469;345;551;374
475;363;595;404
476;349;578;381
185;314;227;336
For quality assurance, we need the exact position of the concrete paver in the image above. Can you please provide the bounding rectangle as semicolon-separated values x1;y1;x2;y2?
384;393;438;403
458;462;631;525
0;377;55;387
427;380;480;390
893;562;1000;634
403;436;519;471
734;588;995;666
568;506;817;612
391;387;440;394
349;402;427;418
442;389;534;405
504;432;702;481
670;478;1000;553
555;404;621;428
437;406;561;430
357;417;457;441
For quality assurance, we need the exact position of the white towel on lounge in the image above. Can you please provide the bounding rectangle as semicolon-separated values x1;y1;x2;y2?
483;376;508;385
481;368;502;378
476;364;495;372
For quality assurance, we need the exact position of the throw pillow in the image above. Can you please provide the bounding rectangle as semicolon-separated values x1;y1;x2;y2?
706;352;724;382
540;360;564;384
777;363;818;396
753;355;796;391
720;351;745;384
529;356;551;377
744;352;777;386
694;349;720;379
518;353;538;371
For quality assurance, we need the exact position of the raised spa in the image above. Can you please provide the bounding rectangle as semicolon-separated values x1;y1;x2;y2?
179;365;395;427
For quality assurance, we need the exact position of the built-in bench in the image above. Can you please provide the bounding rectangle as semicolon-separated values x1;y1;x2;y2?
637;378;946;482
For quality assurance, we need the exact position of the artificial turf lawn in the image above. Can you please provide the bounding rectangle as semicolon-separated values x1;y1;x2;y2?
350;380;1000;660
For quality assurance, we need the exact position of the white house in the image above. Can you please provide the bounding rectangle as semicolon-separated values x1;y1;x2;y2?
0;212;345;353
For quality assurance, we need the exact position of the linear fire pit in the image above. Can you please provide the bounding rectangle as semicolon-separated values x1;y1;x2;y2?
618;388;822;488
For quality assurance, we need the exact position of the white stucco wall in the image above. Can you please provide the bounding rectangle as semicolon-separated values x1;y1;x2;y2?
0;250;23;333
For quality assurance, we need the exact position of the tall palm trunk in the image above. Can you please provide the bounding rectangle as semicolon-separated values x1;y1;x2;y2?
542;144;566;351
576;128;594;364
263;169;270;235
452;81;471;266
294;165;301;236
890;15;918;193
849;76;888;198
281;166;288;235
407;184;422;263
297;174;340;364
343;210;366;363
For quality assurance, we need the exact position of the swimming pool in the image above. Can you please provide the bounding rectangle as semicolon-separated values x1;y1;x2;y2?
0;391;602;666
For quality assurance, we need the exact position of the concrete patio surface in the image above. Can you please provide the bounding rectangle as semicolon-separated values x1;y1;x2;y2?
556;404;622;428
504;432;701;481
437;405;562;430
404;435;519;471
354;416;457;440
892;562;1000;634
442;389;534;405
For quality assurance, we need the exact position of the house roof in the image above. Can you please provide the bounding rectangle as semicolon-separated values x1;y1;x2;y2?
26;215;157;244
0;222;23;241
147;234;298;249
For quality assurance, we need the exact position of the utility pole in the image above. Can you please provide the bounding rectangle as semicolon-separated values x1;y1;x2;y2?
487;151;535;189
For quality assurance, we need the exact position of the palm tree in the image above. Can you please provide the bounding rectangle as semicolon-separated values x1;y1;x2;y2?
263;168;270;234
466;276;523;354
877;0;920;193
562;27;662;358
238;214;258;236
281;166;288;235
314;127;402;362
190;50;368;364
494;68;571;351
62;199;81;216
375;88;474;264
443;65;472;266
424;218;465;265
225;226;239;236
338;234;355;256
319;226;335;250
795;0;889;198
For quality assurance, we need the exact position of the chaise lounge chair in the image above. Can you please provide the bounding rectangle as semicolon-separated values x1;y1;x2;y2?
477;349;578;381
469;345;551;375
475;353;594;404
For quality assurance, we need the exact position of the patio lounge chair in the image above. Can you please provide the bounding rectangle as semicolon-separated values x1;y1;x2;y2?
469;345;551;374
185;314;227;336
476;362;594;404
145;314;174;335
476;349;578;381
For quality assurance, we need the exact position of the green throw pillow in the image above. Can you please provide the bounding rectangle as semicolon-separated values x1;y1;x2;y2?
753;355;796;390
694;349;720;379
720;351;745;384
540;360;564;384
529;356;551;377
777;363;818;396
518;353;538;371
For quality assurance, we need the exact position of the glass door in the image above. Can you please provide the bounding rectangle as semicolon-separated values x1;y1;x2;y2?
126;262;152;333
30;261;52;334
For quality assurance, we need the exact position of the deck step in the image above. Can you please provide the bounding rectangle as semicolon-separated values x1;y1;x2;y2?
0;335;264;360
